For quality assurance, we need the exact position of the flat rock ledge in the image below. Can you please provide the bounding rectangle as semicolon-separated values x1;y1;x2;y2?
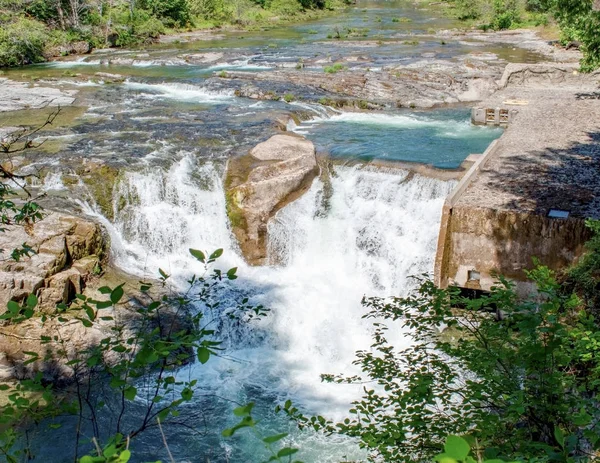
226;134;318;265
0;78;77;112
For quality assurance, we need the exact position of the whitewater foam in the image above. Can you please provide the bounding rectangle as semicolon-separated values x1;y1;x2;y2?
123;81;235;103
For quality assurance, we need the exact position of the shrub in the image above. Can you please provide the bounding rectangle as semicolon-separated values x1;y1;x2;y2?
490;0;521;30
286;266;600;462
324;62;345;73
134;16;166;40
454;0;480;20
267;0;302;16
139;0;190;25
0;18;49;67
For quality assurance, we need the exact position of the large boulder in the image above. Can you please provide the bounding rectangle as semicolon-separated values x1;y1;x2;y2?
226;134;318;265
0;213;105;311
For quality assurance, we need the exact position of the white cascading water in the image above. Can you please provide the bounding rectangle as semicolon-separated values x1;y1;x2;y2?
93;154;455;403
84;153;455;459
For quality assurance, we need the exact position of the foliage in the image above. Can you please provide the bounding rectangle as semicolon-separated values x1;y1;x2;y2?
281;266;600;462
0;248;268;461
324;63;345;73
454;0;481;20
0;17;48;67
547;0;600;71
563;220;600;320
265;0;302;16
134;16;167;41
0;0;350;67
435;435;521;463
222;402;303;463
445;0;600;70
140;0;191;26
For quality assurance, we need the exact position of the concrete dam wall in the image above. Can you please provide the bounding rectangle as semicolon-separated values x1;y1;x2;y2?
434;64;600;294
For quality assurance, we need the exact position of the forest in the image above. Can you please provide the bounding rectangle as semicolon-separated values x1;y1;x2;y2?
0;0;352;66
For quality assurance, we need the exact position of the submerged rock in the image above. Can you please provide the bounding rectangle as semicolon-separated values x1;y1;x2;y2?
226;134;318;265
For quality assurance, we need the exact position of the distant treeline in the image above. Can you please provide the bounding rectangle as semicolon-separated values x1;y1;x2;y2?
445;0;599;71
0;0;352;66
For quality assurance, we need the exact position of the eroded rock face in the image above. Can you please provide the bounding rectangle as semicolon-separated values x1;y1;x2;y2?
0;213;110;381
498;63;594;89
226;134;318;265
0;213;105;311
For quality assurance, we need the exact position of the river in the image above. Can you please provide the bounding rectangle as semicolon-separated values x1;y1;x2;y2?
2;1;538;461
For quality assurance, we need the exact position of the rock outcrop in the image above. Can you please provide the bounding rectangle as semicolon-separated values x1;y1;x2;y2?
45;40;91;59
217;59;501;108
0;78;77;112
0;213;106;380
226;134;318;265
498;63;599;89
0;213;105;311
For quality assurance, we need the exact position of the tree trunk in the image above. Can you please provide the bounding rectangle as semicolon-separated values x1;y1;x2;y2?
56;0;67;30
69;0;80;28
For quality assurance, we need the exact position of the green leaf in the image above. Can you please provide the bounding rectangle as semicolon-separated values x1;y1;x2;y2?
7;300;20;313
210;248;223;260
159;268;169;279
444;436;470;460
26;293;38;309
124;386;137;401
110;285;124;304
148;301;161;311
277;448;298;458
189;248;206;263
263;433;288;444
118;450;131;463
233;402;255;417
85;305;95;322
79;318;93;328
197;347;210;364
226;267;238;280
434;455;458;463
222;428;234;437
98;286;112;295
95;300;113;310
554;427;565;448
181;388;193;401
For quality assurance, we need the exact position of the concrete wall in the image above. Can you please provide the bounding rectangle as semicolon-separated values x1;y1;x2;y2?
437;206;591;294
434;138;592;295
472;107;519;126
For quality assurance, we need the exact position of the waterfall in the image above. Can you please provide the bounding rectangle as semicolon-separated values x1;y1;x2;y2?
99;155;453;404
88;155;455;461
